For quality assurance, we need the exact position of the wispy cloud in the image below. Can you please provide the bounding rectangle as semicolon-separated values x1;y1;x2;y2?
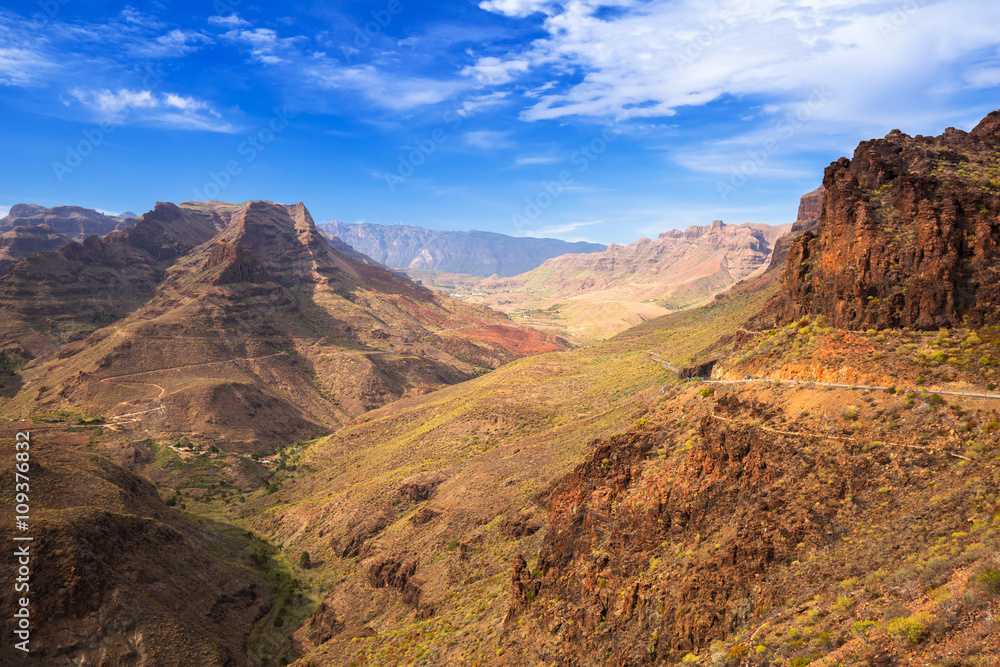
67;88;238;132
479;0;554;18
307;60;464;110
464;130;512;149
462;56;530;86
514;154;560;166
208;14;250;29
523;219;603;240
127;28;211;59
0;47;55;87
221;28;305;65
0;205;10;218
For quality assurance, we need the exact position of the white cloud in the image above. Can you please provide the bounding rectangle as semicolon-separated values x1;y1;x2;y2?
0;206;10;218
479;0;554;18
128;28;211;58
456;91;510;117
477;0;1000;127
0;47;55;87
307;61;464;110
68;88;237;132
464;130;512;149
462;56;530;86
208;14;250;29
222;28;304;65
522;219;603;241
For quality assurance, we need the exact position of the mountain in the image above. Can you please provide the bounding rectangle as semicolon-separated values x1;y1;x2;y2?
318;221;606;277
245;167;1000;666
451;220;790;342
0;200;568;450
0;200;235;353
8;113;1000;667
0;203;124;239
775;111;1000;329
0;224;71;276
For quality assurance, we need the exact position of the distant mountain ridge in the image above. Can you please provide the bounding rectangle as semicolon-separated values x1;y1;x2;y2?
451;219;791;341
0;203;133;276
318;221;606;277
0;203;125;238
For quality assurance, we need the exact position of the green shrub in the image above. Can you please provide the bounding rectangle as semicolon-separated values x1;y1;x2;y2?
976;569;1000;596
882;612;934;646
851;620;876;643
843;406;859;421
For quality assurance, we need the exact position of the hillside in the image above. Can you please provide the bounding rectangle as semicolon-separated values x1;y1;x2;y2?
318;222;606;277
0;200;567;451
0;423;272;666
445;220;790;342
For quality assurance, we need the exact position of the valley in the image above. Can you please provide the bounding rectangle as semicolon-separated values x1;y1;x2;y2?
2;109;1000;667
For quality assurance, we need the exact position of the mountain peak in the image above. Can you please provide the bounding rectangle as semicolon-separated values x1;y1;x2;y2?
971;109;1000;142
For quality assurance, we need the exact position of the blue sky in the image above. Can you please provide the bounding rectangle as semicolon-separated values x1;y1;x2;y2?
1;0;999;245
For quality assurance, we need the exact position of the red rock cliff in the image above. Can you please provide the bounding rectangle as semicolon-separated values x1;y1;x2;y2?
774;110;1000;329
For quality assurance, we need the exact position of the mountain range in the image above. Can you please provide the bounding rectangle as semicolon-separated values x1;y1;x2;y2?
433;218;792;342
0;200;566;452
318;221;606;277
3;112;1000;667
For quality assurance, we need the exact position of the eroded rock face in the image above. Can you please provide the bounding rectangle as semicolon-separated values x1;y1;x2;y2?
774;110;1000;329
204;241;271;285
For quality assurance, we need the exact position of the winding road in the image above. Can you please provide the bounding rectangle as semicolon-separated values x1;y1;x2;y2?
647;351;1000;402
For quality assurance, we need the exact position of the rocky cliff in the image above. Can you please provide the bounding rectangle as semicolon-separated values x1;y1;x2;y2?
319;222;606;277
774;110;1000;329
765;186;823;272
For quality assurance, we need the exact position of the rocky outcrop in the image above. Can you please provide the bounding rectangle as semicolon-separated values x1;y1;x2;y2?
204;241;270;285
320;222;606;277
0;429;269;666
764;186;824;272
0;203;123;239
0;224;71;275
773;110;1000;329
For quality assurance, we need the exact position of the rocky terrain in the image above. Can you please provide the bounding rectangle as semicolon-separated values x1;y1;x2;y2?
0;224;71;276
775;111;1000;329
4;113;1000;667
319;222;605;277
0;424;271;666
